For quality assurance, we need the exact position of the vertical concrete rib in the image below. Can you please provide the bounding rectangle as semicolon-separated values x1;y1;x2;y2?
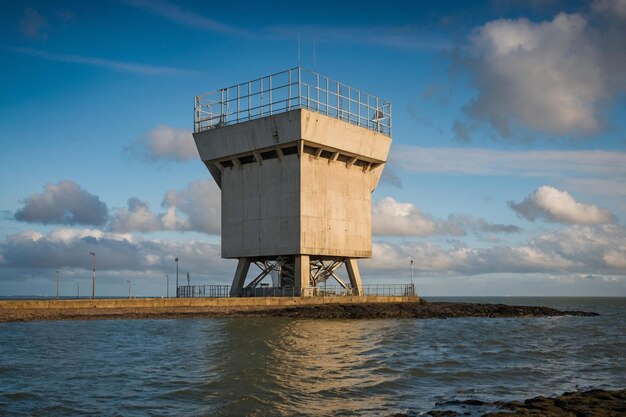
230;258;251;297
295;255;310;296
345;258;363;296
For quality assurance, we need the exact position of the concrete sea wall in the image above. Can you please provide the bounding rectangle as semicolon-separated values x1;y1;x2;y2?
0;295;419;310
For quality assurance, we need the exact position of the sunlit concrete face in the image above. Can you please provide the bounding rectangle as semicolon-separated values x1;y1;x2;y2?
220;153;301;258
193;109;391;259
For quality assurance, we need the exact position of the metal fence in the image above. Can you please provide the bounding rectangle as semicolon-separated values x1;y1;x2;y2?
177;285;230;298
194;67;392;136
176;284;415;298
302;284;415;297
243;286;296;298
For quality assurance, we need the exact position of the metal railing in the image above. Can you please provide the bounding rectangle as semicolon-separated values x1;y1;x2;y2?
177;285;230;298
243;286;296;298
302;284;415;297
194;67;392;136
176;284;415;298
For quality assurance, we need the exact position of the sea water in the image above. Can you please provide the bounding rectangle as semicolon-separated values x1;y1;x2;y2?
0;297;624;416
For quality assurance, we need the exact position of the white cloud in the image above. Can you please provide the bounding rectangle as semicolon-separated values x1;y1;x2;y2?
593;0;626;18
14;181;108;226
509;186;615;225
604;250;626;269
390;146;626;185
373;197;439;236
162;180;221;234
109;198;161;233
268;24;450;52
0;228;227;273
123;0;450;51
3;224;623;287
109;180;221;234
4;47;195;76
135;125;199;161
121;0;250;36
364;224;626;276
460;5;626;138
18;8;48;39
372;197;519;237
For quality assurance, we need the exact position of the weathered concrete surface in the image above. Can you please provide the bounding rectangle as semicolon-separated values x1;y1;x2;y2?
194;110;303;165
0;295;418;311
193;109;391;259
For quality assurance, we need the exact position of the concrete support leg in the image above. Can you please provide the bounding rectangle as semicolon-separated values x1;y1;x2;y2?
345;258;363;296
230;258;251;297
295;255;310;296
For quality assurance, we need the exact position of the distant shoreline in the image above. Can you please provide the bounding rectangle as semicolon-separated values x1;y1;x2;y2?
0;299;598;323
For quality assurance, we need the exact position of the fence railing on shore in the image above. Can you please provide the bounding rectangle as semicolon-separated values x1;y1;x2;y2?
177;285;230;298
176;284;415;299
305;284;416;297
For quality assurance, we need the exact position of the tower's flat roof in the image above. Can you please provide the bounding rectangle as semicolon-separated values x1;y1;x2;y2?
194;67;392;137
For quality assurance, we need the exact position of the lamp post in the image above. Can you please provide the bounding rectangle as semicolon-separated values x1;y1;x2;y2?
187;272;190;286
175;257;179;298
166;274;169;298
56;270;60;300
127;280;131;299
410;258;414;286
90;252;96;299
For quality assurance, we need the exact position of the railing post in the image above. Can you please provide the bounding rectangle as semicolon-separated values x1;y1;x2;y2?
337;82;340;118
389;102;392;136
316;73;320;112
348;86;351;122
298;67;302;108
288;69;292;110
357;91;361;127
326;78;329;115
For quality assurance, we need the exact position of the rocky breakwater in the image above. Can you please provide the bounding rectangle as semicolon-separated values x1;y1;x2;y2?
0;300;598;322
392;388;626;417
245;301;599;319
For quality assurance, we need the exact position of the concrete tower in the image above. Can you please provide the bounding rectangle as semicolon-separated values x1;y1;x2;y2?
193;68;391;297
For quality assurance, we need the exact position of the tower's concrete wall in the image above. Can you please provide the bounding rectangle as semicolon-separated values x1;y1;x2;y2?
300;155;372;257
193;109;391;260
221;154;301;258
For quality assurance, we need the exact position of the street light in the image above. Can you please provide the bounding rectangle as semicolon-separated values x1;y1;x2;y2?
186;272;190;286
175;257;179;298
410;259;414;286
165;274;169;298
56;270;60;300
127;280;131;299
90;252;96;299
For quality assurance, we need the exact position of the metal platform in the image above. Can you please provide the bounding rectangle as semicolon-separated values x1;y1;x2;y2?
194;67;392;136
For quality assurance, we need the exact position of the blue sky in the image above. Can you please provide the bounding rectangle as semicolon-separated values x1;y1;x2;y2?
1;0;625;297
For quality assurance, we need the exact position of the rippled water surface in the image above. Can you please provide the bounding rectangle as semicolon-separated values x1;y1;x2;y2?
0;297;624;416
